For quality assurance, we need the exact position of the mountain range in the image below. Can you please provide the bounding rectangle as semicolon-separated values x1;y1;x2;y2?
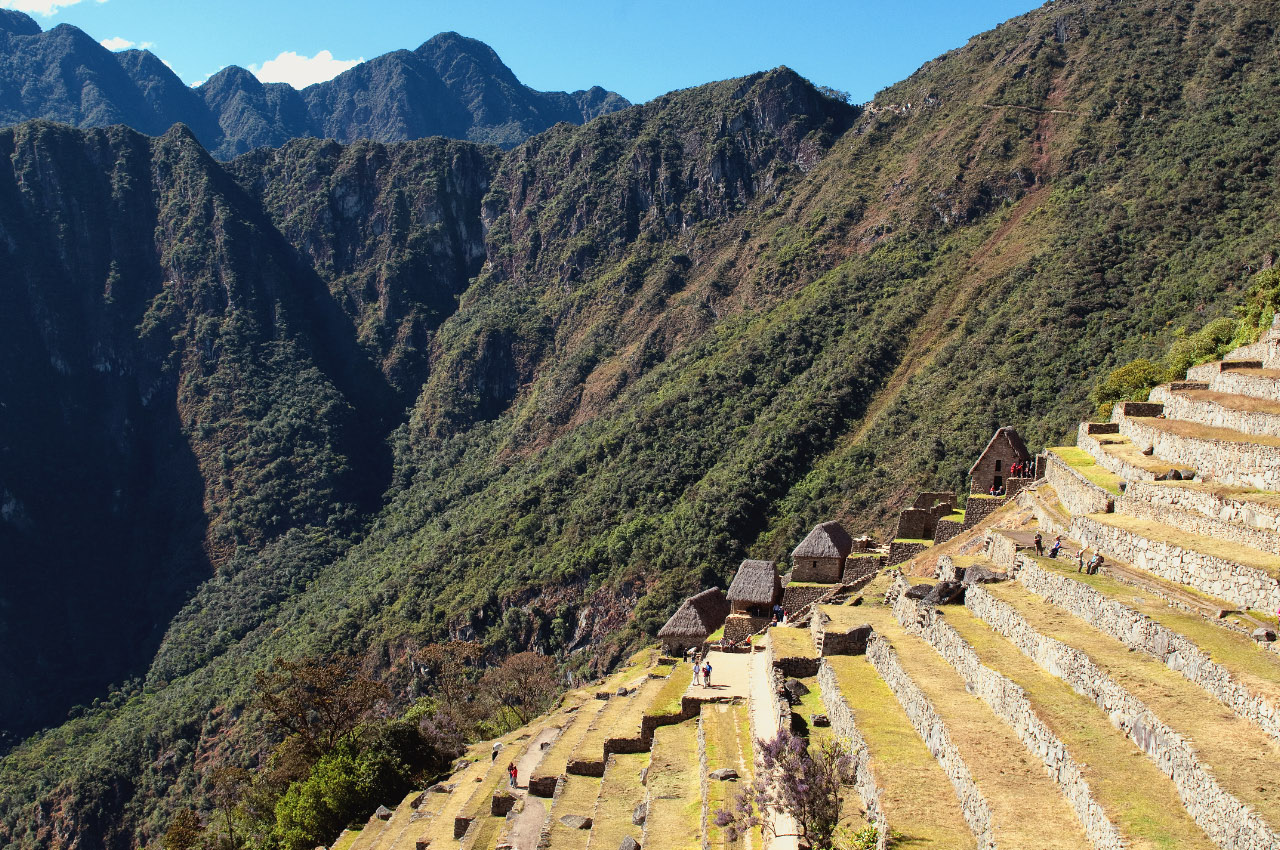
3;0;1280;847
0;10;628;157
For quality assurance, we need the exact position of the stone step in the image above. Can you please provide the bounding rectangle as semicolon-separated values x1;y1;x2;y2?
1013;554;1280;740
583;752;649;850
568;677;665;776
700;703;756;850
852;595;1093;850
1072;511;1280;613
642;721;703;850
1152;384;1280;438
937;593;1218;850
529;700;608;797
1115;411;1280;490
819;655;974;848
1188;361;1280;403
967;580;1280;849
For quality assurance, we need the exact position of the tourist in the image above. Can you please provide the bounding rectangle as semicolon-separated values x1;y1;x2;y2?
1077;549;1087;573
1034;532;1043;556
492;742;501;761
703;661;713;688
1088;553;1104;575
1049;535;1062;558
508;762;517;787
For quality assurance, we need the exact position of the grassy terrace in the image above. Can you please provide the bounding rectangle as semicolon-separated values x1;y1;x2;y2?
1149;478;1280;510
1050;446;1123;496
646;722;702;850
891;537;934;546
573;682;662;768
545;775;601;849
824;655;972;848
1085;511;1280;578
586;752;649;850
1030;554;1280;702
854;603;1090;849
455;728;544;834
1089;434;1177;476
414;755;494;848
939;602;1216;849
769;626;816;661
647;662;693;717
1178;387;1280;416
981;581;1280;828
331;830;360;850
1133;414;1280;448
365;790;421;850
702;704;756;850
818;604;873;631
530;701;607;790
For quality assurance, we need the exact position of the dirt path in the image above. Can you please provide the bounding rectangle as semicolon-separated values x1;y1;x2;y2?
688;650;750;699
748;649;799;850
506;726;560;849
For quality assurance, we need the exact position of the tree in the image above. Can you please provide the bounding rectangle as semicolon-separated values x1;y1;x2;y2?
163;810;204;850
209;766;252;850
716;730;855;849
477;651;558;726
254;656;390;761
415;641;483;706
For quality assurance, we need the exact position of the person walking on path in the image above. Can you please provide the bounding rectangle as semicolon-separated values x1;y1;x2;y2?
508;762;517;788
1034;532;1044;556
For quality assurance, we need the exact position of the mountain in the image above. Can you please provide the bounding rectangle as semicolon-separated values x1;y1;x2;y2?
5;0;1280;846
0;15;628;157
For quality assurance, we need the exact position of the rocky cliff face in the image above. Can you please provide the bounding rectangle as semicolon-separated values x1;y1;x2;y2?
0;15;629;158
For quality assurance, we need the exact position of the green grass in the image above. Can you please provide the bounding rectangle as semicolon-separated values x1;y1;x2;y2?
1050;446;1123;496
544;775;601;849
331;828;360;850
589;753;649;850
943;601;1217;849
769;626;817;660
706;626;726;643
646;722;702;850
891;538;934;546
703;704;753;849
647;662;695;717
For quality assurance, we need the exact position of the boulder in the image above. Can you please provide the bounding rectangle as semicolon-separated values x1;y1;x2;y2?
962;567;1006;586
374;805;393;821
1253;627;1277;642
924;580;965;605
708;768;739;781
616;686;631;697
620;838;641;850
632;801;647;825
595;691;612;700
904;583;933;600
811;714;830;727
428;782;453;794
560;814;593;829
783;679;810;702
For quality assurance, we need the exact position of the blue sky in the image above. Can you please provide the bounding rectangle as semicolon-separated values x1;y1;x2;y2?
1;0;1044;101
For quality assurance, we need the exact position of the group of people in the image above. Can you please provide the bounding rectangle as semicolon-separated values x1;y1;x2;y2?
987;483;1008;496
1032;532;1103;573
1011;459;1034;478
1033;532;1064;558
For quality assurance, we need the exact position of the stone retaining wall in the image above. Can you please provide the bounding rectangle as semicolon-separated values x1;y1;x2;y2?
1118;493;1280;555
1203;367;1280;403
1151;385;1280;438
986;532;1020;572
1119;415;1280;490
1015;557;1280;741
1076;426;1156;482
965;585;1280;850
781;584;830;614
1070;514;1280;612
724;614;769;644
698;713;710;850
961;495;1008;529
887;541;928;566
887;579;1123;850
843;556;884;585
933;519;965;545
1019;488;1070;538
865;631;995;849
1124;479;1280;533
818;660;890;850
1045;453;1114;517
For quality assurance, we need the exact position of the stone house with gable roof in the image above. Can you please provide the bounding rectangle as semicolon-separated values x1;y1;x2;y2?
969;426;1031;495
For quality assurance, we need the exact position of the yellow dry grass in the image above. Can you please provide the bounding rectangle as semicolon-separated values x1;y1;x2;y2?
1178;388;1280;416
646;722;703;850
576;677;665;759
939;602;1216;849
768;626;817;660
855;604;1091;850
824;654;973;848
545;775;601;850
1134;415;1280;449
1086;512;1280;578
983;581;1280;827
1050;446;1123;496
587;753;649;850
703;704;755;850
1091;435;1177;475
412;756;493;848
530;701;606;790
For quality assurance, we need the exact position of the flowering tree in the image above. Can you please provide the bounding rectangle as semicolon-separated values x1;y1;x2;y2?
716;729;856;849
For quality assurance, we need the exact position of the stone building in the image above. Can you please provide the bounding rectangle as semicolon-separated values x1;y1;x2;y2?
657;588;729;653
726;559;781;617
969;426;1031;495
791;520;853;583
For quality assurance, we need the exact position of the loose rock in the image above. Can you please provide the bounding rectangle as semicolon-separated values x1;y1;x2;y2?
632;801;647;825
560;814;593;829
374;805;393;820
708;768;739;781
619;837;641;850
1253;627;1277;642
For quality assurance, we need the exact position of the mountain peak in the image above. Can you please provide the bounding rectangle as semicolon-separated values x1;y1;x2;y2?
0;9;39;36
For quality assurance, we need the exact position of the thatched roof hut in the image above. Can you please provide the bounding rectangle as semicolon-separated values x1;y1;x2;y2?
658;588;729;648
792;521;853;560
727;560;781;607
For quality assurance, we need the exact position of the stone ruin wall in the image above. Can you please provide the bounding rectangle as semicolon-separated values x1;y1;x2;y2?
1044;453;1113;517
792;556;843;583
965;584;1280;850
895;507;935;540
1118;493;1280;555
932;519;965;545
1071;514;1280;612
1076;425;1157;483
723;614;768;644
818;659;891;850
1190;366;1280;404
865;631;995;849
780;584;830;614
1015;557;1280;740
887;579;1124;850
1151;385;1280;438
887;540;928;566
1118;416;1280;490
961;495;1007;530
1125;479;1280;533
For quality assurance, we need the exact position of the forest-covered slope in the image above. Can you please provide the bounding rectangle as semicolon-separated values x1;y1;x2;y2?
5;0;1280;846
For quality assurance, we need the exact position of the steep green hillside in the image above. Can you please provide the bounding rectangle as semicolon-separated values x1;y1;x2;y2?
5;0;1280;847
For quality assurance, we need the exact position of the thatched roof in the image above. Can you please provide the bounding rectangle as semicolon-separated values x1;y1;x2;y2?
658;588;729;639
968;427;1031;475
727;560;780;605
792;521;853;560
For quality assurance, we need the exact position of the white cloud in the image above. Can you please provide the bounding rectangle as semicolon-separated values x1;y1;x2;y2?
0;0;99;16
250;49;362;89
99;36;132;50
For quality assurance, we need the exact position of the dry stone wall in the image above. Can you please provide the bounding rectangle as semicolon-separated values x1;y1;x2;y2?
1151;385;1280;438
961;495;1007;529
1119;415;1280;490
1019;487;1069;537
887;540;928;566
818;660;890;850
1076;426;1157;482
886;579;1123;850
1070;514;1280;612
933;518;964;544
1117;493;1280;555
1125;479;1280;533
780;584;830;614
1015;557;1280;740
1045;453;1113;516
865;631;995;849
965;585;1280;850
1190;362;1280;402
